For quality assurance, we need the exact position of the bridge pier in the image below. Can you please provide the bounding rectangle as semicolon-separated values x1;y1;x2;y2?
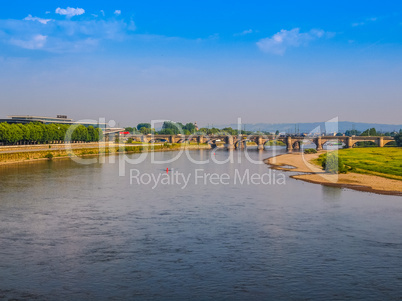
286;136;293;152
257;137;264;150
315;137;322;151
377;137;384;147
225;136;235;150
141;135;150;143
346;137;353;148
168;136;176;143
197;135;204;144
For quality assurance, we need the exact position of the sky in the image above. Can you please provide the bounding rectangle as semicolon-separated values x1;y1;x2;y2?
0;0;401;127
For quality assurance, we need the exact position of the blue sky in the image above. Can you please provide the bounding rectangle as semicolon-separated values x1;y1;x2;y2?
1;0;401;126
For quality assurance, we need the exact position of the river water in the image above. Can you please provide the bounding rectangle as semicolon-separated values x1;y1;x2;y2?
0;148;401;300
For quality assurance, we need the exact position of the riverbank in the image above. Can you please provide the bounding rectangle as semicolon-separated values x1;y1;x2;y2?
0;143;211;166
265;150;402;196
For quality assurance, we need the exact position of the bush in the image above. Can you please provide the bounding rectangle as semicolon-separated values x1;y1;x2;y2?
304;148;317;154
322;152;348;174
44;153;53;160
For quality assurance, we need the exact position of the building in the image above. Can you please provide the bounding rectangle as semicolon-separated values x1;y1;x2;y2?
0;115;108;128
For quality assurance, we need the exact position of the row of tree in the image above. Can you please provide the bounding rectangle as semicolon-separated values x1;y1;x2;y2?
125;122;255;136
0;123;103;145
345;128;401;137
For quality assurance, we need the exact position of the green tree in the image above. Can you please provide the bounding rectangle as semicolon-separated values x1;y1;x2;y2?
360;128;377;136
97;128;103;141
39;124;50;143
47;124;60;142
394;133;402;147
322;153;348;174
160;121;184;135
87;126;97;142
0;123;6;143
140;127;152;134
183;123;196;133
125;127;134;134
345;129;360;136
17;124;30;143
137;123;151;131
8;124;23;144
0;123;11;144
28;123;43;143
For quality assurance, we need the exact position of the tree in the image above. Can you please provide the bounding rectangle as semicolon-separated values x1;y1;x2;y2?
183;123;196;133
137;123;151;131
87;126;97;142
39;123;50;143
395;133;402;147
161;121;183;135
18;124;30;143
222;127;238;135
25;123;41;143
97;128;103;141
8;124;23;144
0;123;11;144
345;129;360;136
360;128;377;136
322;153;348;174
0;123;6;143
140;127;152;134
47;124;60;142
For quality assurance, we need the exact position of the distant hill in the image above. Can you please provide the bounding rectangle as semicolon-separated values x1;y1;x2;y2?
215;122;402;134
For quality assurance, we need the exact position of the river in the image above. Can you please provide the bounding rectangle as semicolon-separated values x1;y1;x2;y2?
0;147;401;300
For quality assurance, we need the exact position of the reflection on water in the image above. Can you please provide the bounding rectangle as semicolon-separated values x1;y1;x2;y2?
322;185;343;201
0;148;401;300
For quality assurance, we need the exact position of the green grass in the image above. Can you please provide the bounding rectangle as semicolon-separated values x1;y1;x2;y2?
315;147;402;180
265;140;286;146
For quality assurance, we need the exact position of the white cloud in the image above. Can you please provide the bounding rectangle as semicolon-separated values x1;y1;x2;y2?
352;17;378;27
24;14;53;25
234;29;253;36
55;7;85;18
100;10;105;17
114;10;121;16
10;34;47;49
208;33;219;40
128;19;136;31
0;15;138;53
256;28;326;55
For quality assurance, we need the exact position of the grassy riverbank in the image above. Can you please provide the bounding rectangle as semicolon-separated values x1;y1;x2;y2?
0;143;210;166
266;148;402;195
314;147;402;180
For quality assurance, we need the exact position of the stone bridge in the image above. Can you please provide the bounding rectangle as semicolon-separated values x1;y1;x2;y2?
126;134;395;151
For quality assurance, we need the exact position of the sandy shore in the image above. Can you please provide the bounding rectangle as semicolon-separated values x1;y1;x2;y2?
265;152;402;196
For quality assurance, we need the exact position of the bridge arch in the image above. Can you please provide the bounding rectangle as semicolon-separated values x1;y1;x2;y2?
321;138;345;148
351;139;377;147
384;140;397;147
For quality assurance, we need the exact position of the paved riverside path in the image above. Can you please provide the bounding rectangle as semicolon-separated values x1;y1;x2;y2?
0;143;106;154
0;142;164;154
